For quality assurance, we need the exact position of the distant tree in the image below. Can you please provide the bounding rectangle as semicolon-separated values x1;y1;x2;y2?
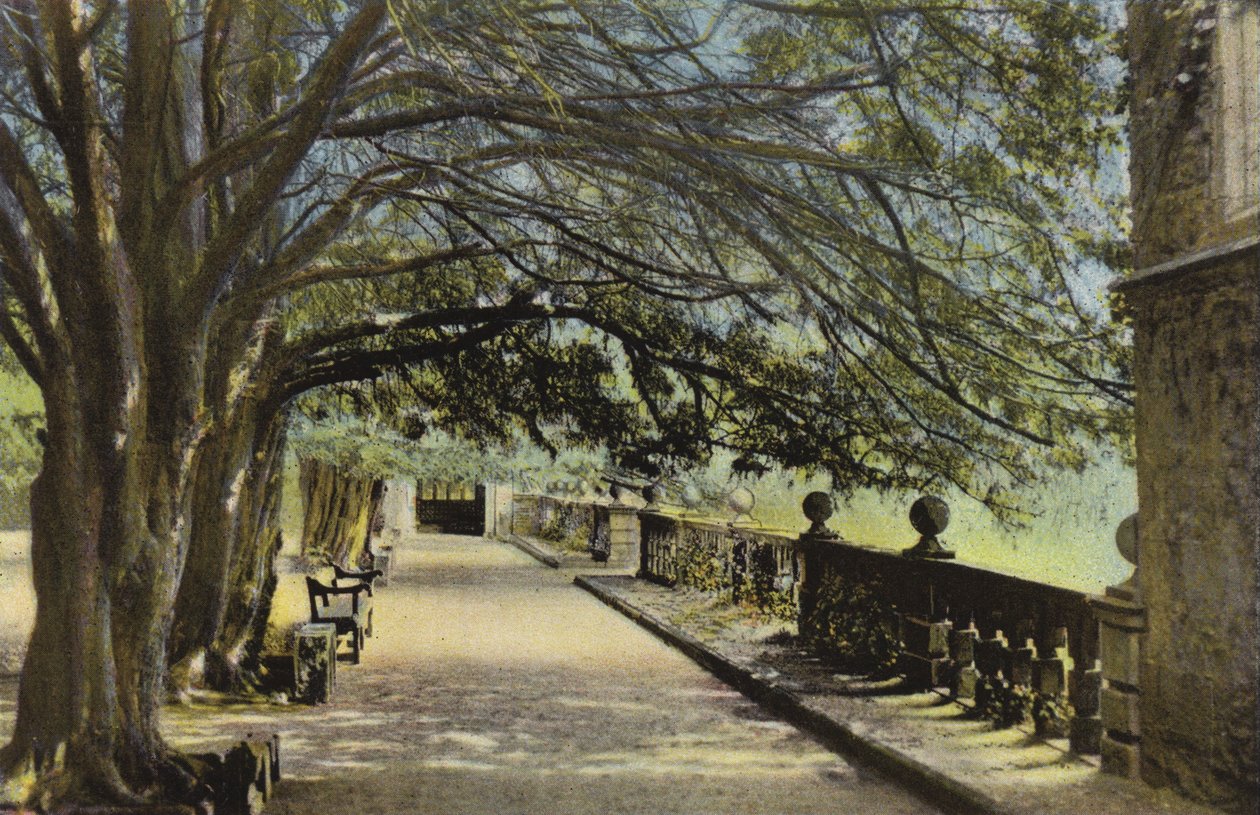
0;0;1128;808
0;367;40;529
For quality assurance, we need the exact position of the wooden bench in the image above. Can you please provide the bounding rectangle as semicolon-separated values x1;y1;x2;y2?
305;576;374;664
330;561;383;591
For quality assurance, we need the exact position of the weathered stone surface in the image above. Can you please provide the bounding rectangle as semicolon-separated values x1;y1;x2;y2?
900;615;952;658
373;549;392;587
975;633;1009;678
606;504;641;568
1071;666;1103;717
1122;3;1259;809
927;621;952;658
217;740;276;815
1101;735;1142;780
1069;715;1103;755
1102;686;1141;738
1099;624;1141;688
948;626;978;664
1010;642;1035;686
294;622;337;704
1034;658;1066;698
953;664;979;700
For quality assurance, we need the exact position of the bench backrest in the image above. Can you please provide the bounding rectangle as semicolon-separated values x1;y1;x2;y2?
305;575;365;620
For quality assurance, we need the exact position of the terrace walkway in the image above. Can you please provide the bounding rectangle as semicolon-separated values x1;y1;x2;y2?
170;532;943;815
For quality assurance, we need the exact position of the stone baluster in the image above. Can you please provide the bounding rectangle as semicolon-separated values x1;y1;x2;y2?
949;621;981;698
795;492;839;632
1092;513;1146;776
1069;661;1104;754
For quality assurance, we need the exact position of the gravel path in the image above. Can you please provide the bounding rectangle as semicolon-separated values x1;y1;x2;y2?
164;533;944;815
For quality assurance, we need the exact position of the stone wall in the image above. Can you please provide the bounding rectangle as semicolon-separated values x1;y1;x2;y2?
1123;258;1259;810
1128;0;1259;265
1123;1;1259;809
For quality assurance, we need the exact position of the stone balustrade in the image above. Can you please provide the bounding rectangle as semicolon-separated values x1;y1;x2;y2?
509;484;1150;760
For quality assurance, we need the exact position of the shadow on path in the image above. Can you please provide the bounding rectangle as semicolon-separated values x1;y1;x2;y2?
165;534;942;815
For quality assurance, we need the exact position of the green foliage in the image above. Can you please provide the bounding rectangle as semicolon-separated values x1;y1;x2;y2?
802;573;900;676
287;413;607;487
734;538;797;622
1033;693;1074;738
674;527;727;593
972;679;1072;732
0;372;42;527
301;0;1133;524
973;678;1035;728
537;503;593;553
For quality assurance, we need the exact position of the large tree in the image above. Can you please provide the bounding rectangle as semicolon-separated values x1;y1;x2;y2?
0;0;1128;807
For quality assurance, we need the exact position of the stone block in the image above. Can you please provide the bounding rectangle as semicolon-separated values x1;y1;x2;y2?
949;626;979;663
374;550;392;587
294;623;337;704
953;664;980;699
606;505;641;568
928;620;953;658
1101;734;1142;779
898;652;953;690
1071;666;1103;716
975;633;1009;678
1011;642;1036;686
247;732;281;783
219;741;272;815
1100;624;1142;688
1070;715;1103;755
1034;657;1066;697
1101;686;1141;738
900;616;951;658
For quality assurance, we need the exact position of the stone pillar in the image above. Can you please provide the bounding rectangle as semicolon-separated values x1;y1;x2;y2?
294;622;337;704
1070;663;1104;755
1090;515;1145;775
606;503;640;570
381;478;414;544
1119;3;1258;806
1094;594;1146;777
511;493;540;536
485;482;515;539
794;492;831;617
373;547;393;587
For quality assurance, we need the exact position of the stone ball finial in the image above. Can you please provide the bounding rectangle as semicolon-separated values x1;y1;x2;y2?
904;495;955;559
1107;512;1140;601
1115;512;1138;566
608;483;624;504
802;491;837;538
642;482;661;510
909;495;950;537
679;484;703;512
728;486;756;517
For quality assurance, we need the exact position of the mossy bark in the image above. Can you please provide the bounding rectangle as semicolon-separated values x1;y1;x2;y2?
168;406;288;695
298;457;381;567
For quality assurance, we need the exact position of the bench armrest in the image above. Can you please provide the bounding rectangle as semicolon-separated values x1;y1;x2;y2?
306;576;372;616
329;561;383;587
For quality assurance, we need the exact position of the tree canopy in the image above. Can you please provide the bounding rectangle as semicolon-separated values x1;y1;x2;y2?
0;0;1129;808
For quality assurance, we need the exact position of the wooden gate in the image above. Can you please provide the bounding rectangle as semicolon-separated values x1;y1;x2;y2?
415;480;486;535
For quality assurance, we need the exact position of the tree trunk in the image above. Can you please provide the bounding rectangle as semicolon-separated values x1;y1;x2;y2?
1;362;200;807
298;458;379;567
169;407;288;695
